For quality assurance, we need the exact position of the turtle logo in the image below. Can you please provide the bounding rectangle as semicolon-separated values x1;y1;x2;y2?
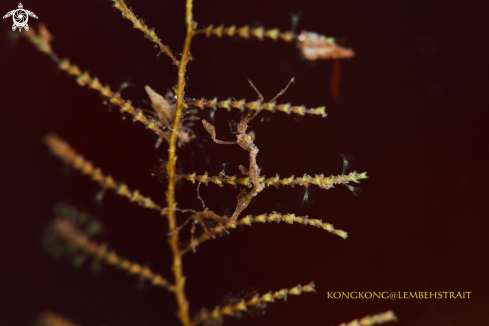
3;3;38;32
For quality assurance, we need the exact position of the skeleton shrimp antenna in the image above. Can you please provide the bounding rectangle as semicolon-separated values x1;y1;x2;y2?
244;64;307;124
268;64;306;103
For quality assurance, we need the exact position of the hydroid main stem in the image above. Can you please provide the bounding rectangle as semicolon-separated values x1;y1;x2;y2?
165;0;195;324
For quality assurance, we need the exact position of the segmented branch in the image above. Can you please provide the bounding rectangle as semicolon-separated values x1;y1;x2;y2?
61;60;169;141
45;134;163;212
23;26;169;142
111;0;178;65
182;212;347;254
194;282;316;325
178;171;368;189
237;212;348;239
49;218;171;290
338;310;398;326
196;24;296;42
187;98;327;118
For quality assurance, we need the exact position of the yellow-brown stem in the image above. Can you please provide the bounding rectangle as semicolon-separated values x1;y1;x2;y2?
111;0;179;66
165;0;194;325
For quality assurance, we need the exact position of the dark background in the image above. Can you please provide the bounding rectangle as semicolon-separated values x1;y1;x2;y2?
1;0;488;325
